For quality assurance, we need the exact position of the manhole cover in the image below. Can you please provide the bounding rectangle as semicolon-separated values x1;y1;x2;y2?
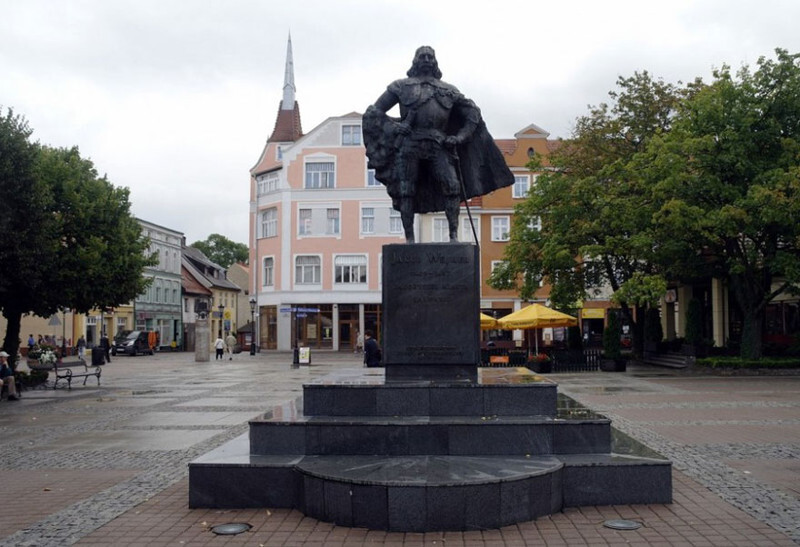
603;519;642;530
211;522;251;535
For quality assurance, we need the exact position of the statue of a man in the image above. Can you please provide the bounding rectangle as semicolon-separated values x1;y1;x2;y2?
363;46;514;243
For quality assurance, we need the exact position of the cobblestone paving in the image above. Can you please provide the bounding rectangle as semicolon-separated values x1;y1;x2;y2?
556;369;800;543
0;353;339;546
1;354;798;545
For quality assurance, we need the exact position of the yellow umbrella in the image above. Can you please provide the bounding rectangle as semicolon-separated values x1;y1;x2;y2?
480;312;498;330
497;304;578;353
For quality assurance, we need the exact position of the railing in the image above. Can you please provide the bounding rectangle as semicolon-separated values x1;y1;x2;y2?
480;348;602;372
551;349;601;372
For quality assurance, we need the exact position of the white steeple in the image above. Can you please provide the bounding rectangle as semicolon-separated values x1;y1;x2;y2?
281;33;296;111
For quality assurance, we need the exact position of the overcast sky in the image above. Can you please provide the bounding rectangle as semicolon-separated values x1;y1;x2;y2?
2;0;799;246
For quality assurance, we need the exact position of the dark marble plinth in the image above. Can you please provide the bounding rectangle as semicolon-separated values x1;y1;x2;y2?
382;243;479;381
303;367;558;417
188;367;673;531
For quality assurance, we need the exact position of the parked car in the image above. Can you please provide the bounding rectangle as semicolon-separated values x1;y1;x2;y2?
112;330;155;356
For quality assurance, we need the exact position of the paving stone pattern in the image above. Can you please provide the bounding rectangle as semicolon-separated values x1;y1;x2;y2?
0;353;797;546
557;371;800;543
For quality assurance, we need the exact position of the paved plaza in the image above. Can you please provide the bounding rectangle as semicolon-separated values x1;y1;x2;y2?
0;351;798;546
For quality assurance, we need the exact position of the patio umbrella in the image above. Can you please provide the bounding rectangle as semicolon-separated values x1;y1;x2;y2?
480;312;498;330
496;303;578;353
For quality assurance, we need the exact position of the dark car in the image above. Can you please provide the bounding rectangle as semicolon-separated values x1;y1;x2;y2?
112;330;154;356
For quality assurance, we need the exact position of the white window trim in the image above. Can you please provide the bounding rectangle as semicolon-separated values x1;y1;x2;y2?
332;253;369;288
326;208;341;236
389;208;403;234
293;254;323;289
261;207;278;238
298;207;312;237
262;255;275;290
432;217;449;242
366;167;381;187
492;216;511;242
341;123;362;146
303;155;337;190
460;216;479;243
360;206;375;235
513;174;530;199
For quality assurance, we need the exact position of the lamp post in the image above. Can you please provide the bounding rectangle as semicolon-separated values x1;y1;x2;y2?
218;304;225;338
292;307;300;367
249;298;257;355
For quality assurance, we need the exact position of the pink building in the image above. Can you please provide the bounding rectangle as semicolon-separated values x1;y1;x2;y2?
249;37;404;351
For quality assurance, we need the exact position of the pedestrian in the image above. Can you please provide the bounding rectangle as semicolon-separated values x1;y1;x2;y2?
355;330;364;354
0;351;19;401
225;332;237;361
37;334;44;346
363;330;382;368
214;335;225;360
27;334;35;352
100;333;111;363
77;335;86;360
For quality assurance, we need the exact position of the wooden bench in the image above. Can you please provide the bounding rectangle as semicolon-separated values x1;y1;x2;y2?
53;358;102;389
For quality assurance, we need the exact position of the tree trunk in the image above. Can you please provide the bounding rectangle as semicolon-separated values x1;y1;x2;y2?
739;311;763;360
1;308;23;371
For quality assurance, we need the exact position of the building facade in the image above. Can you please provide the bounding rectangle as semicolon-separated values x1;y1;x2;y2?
134;219;183;348
182;246;241;346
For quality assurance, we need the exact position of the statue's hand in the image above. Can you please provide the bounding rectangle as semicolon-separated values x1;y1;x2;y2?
445;135;461;147
396;122;412;135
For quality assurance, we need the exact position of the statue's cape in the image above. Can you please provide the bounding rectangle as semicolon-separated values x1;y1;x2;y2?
363;102;514;214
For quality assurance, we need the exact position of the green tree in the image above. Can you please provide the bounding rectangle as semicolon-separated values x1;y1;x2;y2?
645;49;800;358
1;109;154;361
489;72;682;354
190;233;248;268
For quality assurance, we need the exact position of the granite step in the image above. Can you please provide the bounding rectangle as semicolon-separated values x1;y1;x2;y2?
248;414;611;456
302;366;558;417
189;434;671;531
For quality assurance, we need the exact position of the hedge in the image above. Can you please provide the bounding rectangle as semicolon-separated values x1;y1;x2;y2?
696;357;800;369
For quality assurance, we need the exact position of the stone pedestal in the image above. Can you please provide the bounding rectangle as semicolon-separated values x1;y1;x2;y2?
382;243;479;381
194;315;210;362
188;243;672;531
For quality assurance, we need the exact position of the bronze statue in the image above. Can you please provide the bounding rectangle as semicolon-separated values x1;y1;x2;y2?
363;46;514;243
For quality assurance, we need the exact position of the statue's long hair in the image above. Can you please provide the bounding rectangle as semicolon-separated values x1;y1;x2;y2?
407;46;442;79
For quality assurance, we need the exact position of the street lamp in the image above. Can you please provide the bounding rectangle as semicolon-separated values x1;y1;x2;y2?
249;298;257;355
218;304;225;337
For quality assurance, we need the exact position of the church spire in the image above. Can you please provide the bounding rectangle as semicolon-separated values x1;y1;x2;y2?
281;33;296;111
268;33;303;143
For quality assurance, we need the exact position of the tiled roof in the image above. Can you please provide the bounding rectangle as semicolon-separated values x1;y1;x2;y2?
182;265;212;296
495;139;518;156
268;101;303;143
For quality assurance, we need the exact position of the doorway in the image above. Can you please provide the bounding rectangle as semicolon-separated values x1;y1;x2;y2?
339;320;356;351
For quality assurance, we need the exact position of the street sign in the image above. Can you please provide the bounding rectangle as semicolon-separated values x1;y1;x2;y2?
280;307;320;313
296;313;307;318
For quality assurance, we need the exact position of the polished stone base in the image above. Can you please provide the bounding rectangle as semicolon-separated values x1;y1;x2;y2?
189;367;672;531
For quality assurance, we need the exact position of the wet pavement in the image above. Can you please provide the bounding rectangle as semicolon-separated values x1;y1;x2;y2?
0;352;797;546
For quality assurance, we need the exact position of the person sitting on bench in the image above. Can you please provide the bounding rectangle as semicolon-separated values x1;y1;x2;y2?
0;351;19;401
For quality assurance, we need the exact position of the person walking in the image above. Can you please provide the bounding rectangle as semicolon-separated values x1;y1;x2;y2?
355;330;364;354
100;334;111;363
363;330;382;368
214;335;225;360
77;335;86;360
225;332;237;361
